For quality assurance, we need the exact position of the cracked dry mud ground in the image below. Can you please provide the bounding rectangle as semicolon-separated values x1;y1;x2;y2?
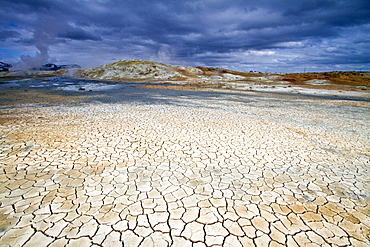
0;89;369;246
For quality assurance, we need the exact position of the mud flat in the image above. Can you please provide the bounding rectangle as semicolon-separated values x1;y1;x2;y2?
0;83;369;246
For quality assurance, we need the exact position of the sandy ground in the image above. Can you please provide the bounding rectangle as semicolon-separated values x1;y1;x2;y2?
0;85;369;246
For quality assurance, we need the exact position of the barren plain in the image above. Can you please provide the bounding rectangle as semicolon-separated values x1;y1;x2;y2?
0;69;369;246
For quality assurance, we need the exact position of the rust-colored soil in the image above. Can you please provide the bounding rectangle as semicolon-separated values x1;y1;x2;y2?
282;71;370;87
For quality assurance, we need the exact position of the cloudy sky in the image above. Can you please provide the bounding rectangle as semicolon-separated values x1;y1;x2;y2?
1;0;369;72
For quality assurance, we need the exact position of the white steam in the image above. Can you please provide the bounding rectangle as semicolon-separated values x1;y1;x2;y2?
14;16;56;70
18;44;49;70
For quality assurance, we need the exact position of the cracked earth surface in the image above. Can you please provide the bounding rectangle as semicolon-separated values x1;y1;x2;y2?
0;88;369;246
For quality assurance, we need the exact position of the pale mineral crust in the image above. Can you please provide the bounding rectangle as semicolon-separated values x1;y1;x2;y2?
0;87;369;246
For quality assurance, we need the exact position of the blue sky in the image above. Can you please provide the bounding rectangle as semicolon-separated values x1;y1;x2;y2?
1;0;369;72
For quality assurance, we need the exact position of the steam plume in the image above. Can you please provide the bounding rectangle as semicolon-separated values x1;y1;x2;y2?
15;15;55;70
19;44;49;70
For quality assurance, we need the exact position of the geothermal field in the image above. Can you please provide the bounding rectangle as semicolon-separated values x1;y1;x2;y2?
0;66;369;246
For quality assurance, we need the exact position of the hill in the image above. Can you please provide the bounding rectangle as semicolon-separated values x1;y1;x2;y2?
78;59;250;82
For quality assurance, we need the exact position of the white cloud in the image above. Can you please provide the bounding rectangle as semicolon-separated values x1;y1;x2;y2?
276;41;305;48
247;50;276;56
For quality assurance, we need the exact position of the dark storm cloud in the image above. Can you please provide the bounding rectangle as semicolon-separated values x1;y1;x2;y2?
0;30;20;41
58;28;102;41
0;0;369;71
